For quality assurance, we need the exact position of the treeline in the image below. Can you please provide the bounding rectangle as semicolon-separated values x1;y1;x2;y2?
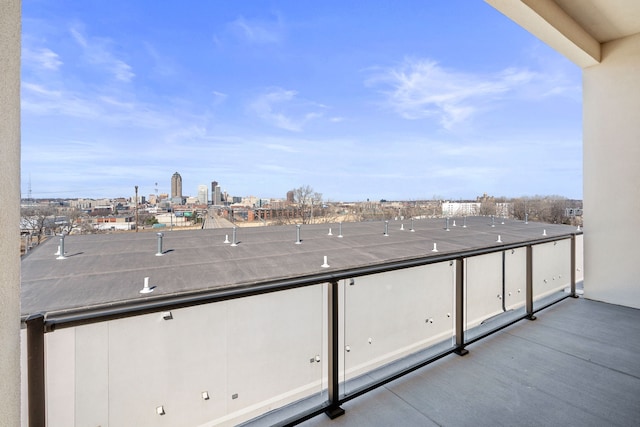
507;196;582;225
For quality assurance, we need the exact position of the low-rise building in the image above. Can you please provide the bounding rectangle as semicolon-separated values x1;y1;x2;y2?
93;215;135;231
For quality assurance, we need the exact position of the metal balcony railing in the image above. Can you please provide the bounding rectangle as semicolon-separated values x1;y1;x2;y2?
22;231;582;427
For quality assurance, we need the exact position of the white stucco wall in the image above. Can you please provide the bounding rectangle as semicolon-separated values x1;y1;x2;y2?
0;1;22;426
583;33;640;308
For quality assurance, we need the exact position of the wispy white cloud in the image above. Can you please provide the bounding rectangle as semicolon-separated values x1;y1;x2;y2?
69;27;88;47
212;91;228;106
143;42;178;77
69;25;135;82
228;15;284;44
165;125;208;145
22;81;101;119
111;61;134;82
23;47;63;71
258;164;297;174
265;143;299;153
367;58;541;130
22;79;190;132
22;82;62;98
249;87;324;132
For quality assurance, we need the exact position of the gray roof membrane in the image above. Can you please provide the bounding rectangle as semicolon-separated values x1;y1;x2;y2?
21;217;578;315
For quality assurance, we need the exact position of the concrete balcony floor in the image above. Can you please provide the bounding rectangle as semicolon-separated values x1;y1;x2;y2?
301;297;640;426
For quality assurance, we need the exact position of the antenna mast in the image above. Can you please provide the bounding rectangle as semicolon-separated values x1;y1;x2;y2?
28;174;32;205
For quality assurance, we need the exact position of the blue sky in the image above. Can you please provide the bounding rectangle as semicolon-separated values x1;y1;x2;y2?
21;1;582;202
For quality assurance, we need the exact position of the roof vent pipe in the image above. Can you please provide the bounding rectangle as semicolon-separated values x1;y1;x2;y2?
525;213;529;224
338;222;343;238
56;234;67;260
224;234;230;244
453;220;456;227
496;235;502;243
400;223;404;231
410;218;415;232
139;277;155;294
491;215;495;227
156;232;164;256
321;255;330;268
231;227;238;247
384;221;389;236
542;229;547;236
445;217;450;232
463;216;467;228
328;227;333;236
432;243;439;252
295;224;302;244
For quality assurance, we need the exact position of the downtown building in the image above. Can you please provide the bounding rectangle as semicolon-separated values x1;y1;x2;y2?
171;172;183;205
212;181;222;206
197;185;209;206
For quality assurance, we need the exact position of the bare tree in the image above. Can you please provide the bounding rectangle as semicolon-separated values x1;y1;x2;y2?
511;197;526;220
291;185;322;224
21;206;56;244
509;196;571;224
545;196;569;224
54;208;86;234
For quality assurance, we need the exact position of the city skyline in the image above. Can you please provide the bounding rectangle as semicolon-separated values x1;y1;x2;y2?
21;1;582;201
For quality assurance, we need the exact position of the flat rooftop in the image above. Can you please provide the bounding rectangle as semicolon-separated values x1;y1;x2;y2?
21;217;578;316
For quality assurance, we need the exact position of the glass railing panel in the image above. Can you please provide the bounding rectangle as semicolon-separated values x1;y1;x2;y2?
533;239;572;308
60;284;325;427
342;262;455;394
225;284;325;424
72;303;231;426
464;252;504;330
20;328;29;425
504;247;527;311
44;327;76;427
75;322;108;426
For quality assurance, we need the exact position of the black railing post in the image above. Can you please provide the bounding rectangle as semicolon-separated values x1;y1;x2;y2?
570;234;578;298
454;258;468;356
26;314;46;427
526;245;537;320
325;280;345;419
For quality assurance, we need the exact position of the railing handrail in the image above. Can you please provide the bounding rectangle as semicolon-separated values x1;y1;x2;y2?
22;231;581;332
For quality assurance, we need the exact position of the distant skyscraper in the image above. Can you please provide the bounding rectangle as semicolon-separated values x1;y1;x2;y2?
214;185;222;205
171;172;182;199
211;180;222;205
197;184;208;205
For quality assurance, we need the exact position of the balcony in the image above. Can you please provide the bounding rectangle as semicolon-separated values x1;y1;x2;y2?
294;296;640;426
24;217;639;426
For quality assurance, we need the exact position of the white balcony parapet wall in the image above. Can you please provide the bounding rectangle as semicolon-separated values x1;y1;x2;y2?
583;32;640;309
486;0;640;311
